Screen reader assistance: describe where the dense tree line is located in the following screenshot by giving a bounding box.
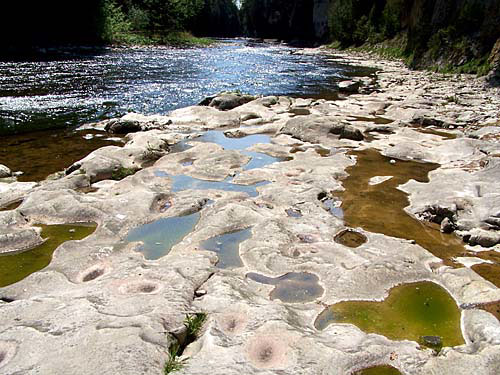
[103,0,240,39]
[240,0,316,40]
[0,0,240,55]
[327,0,499,71]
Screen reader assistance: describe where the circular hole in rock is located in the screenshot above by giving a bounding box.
[317,191,328,201]
[0,342,16,368]
[334,229,367,248]
[82,268,105,282]
[246,336,288,369]
[121,281,160,295]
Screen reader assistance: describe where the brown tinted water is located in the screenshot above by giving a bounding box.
[0,223,96,287]
[352,365,401,375]
[334,229,367,248]
[0,129,122,182]
[314,281,464,348]
[340,149,466,267]
[0,200,23,211]
[349,116,394,125]
[340,149,500,287]
[412,127,457,140]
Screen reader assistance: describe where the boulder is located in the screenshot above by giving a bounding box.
[289,106,311,116]
[329,124,364,141]
[466,228,500,248]
[208,93,256,111]
[0,164,11,178]
[105,119,142,134]
[487,38,500,87]
[338,80,362,94]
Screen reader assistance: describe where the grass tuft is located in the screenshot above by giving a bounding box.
[164,313,207,374]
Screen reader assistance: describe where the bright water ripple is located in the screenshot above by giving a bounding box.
[0,39,374,134]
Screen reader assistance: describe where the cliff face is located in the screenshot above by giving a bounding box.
[241,0,318,41]
[313,0,330,40]
[325,0,499,77]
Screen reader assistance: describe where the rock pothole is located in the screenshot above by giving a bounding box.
[0,342,17,368]
[246,335,289,369]
[334,229,367,248]
[247,272,324,303]
[79,265,109,283]
[119,280,161,295]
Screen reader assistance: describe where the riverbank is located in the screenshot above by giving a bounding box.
[1,49,500,374]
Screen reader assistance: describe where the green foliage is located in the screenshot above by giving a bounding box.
[184,313,207,341]
[328,0,356,46]
[102,0,132,43]
[111,167,137,180]
[99,0,239,44]
[164,343,186,374]
[381,0,403,38]
[163,313,207,374]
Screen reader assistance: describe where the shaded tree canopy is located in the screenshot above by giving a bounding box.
[0,0,241,54]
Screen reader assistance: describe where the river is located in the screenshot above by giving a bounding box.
[0,39,373,181]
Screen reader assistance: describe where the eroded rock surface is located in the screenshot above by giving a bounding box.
[1,49,500,375]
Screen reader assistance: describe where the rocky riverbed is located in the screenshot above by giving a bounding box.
[1,49,500,374]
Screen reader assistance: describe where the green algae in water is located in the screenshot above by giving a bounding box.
[0,223,96,287]
[125,212,200,260]
[201,228,252,269]
[352,365,401,375]
[314,282,464,347]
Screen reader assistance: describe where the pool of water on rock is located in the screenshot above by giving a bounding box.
[314,281,464,348]
[0,223,96,287]
[334,229,367,248]
[125,212,200,260]
[247,272,324,303]
[352,365,401,375]
[0,200,23,211]
[154,131,284,197]
[201,228,253,269]
[340,149,500,287]
[0,128,123,182]
[166,174,270,198]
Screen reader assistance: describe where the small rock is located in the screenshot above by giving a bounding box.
[338,80,362,94]
[209,93,255,111]
[105,119,142,134]
[195,289,207,297]
[467,229,500,247]
[0,164,12,178]
[289,107,310,116]
[420,335,442,350]
[440,217,455,233]
[329,124,364,141]
[390,159,396,164]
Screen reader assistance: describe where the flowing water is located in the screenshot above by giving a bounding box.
[0,40,372,136]
[1,41,364,180]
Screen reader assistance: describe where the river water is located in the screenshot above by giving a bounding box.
[0,39,372,135]
[0,39,373,181]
